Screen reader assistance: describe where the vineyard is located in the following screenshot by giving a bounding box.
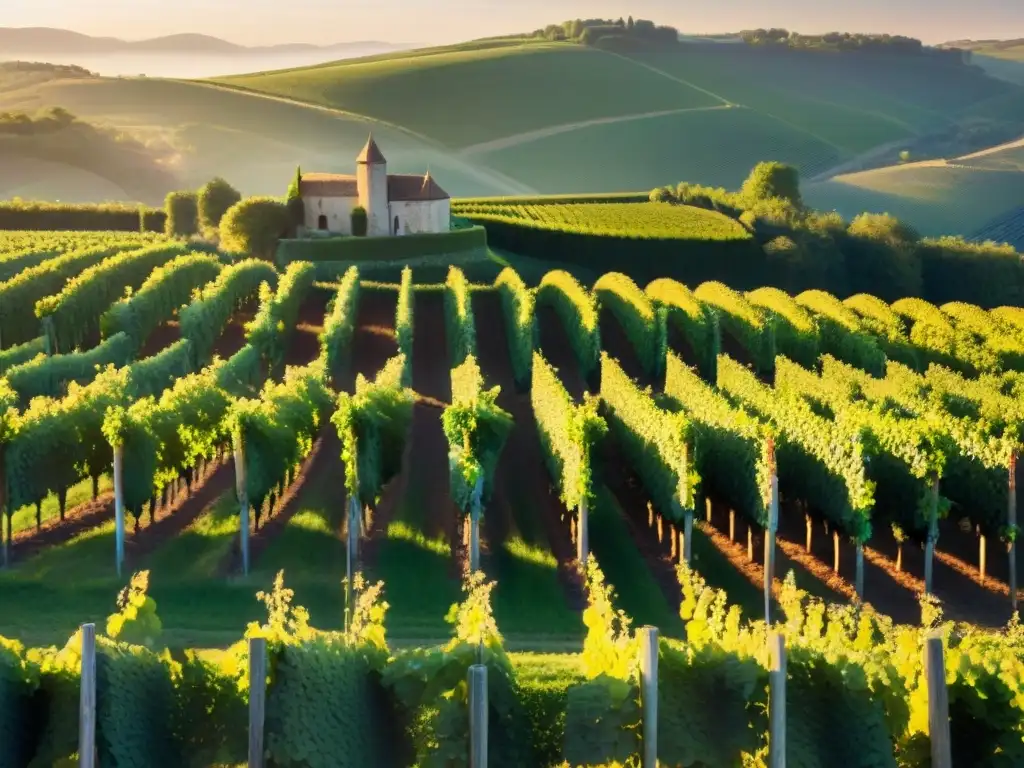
[2,229,1024,765]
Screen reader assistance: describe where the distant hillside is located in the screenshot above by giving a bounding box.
[2,33,1023,243]
[942,38,1024,61]
[0,27,409,55]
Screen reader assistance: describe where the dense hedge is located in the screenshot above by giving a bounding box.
[276,226,487,265]
[0,202,165,232]
[471,216,764,288]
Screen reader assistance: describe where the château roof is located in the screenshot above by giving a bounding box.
[356,135,386,164]
[299,173,357,197]
[387,172,449,201]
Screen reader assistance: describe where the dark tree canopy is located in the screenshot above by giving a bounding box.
[197,177,241,234]
[219,197,291,259]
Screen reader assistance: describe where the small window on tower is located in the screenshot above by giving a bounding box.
[318,215,328,230]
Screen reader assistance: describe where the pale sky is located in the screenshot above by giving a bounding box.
[4,0,1021,46]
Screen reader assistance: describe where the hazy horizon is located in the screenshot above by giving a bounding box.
[4,0,1024,47]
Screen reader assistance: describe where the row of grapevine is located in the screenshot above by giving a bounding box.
[100,253,223,348]
[593,272,665,381]
[796,289,887,376]
[444,266,476,368]
[395,267,414,386]
[694,282,775,375]
[0,243,141,348]
[35,242,200,353]
[320,266,361,385]
[645,278,719,382]
[494,267,534,390]
[599,352,696,538]
[535,270,600,380]
[0,338,45,378]
[0,247,58,283]
[178,259,278,367]
[246,261,316,373]
[529,351,606,563]
[4,332,135,405]
[745,286,820,368]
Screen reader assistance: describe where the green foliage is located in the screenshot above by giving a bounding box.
[663,350,772,527]
[444,266,476,368]
[565,559,641,765]
[530,351,607,510]
[215,344,264,398]
[717,354,875,540]
[178,258,278,366]
[746,286,820,368]
[441,355,513,510]
[890,297,970,373]
[164,190,199,238]
[536,269,601,379]
[494,267,535,389]
[695,281,776,375]
[0,635,39,768]
[0,247,58,283]
[230,362,333,517]
[795,289,887,376]
[100,252,222,348]
[600,352,697,521]
[219,197,291,258]
[320,267,361,384]
[0,202,165,233]
[106,571,163,647]
[35,241,193,353]
[246,261,316,373]
[332,354,413,503]
[594,271,666,380]
[351,206,368,237]
[4,332,134,405]
[740,160,803,207]
[277,226,487,266]
[197,177,241,235]
[646,277,720,382]
[0,241,148,348]
[396,267,414,387]
[843,293,920,369]
[942,300,1024,373]
[384,572,532,768]
[126,339,194,399]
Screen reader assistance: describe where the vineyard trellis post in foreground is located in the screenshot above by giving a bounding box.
[469,474,483,572]
[345,492,361,628]
[1010,453,1018,614]
[764,439,778,623]
[924,475,940,597]
[113,444,125,576]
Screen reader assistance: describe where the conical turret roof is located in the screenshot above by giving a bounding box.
[356,134,386,164]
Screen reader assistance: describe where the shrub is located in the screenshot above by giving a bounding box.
[740,161,802,208]
[164,191,199,238]
[351,206,368,237]
[197,177,241,235]
[219,197,291,259]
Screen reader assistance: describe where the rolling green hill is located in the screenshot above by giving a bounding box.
[2,36,1023,241]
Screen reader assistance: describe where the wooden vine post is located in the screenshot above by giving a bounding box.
[79,623,97,768]
[345,494,361,630]
[925,475,940,595]
[768,631,786,768]
[0,446,8,567]
[680,466,693,565]
[577,496,589,567]
[923,632,952,768]
[639,626,659,768]
[1010,452,1018,613]
[248,636,267,768]
[112,444,125,577]
[233,434,250,576]
[469,663,488,768]
[764,438,778,624]
[469,474,484,572]
[855,540,865,601]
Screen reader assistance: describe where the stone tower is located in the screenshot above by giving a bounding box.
[356,134,389,236]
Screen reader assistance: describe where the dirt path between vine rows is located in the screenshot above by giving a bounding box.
[283,288,331,369]
[536,304,588,399]
[350,287,399,387]
[473,291,585,609]
[598,306,653,390]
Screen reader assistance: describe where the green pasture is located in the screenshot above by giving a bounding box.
[476,107,840,193]
[805,160,1024,238]
[215,42,720,149]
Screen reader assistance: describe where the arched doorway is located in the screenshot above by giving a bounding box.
[394,215,400,235]
[317,214,328,230]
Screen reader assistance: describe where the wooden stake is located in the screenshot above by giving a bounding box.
[832,530,840,574]
[469,664,488,768]
[656,514,664,544]
[345,495,360,631]
[925,476,939,595]
[470,475,483,573]
[639,626,659,768]
[577,498,589,567]
[234,437,250,576]
[79,623,96,768]
[924,633,952,768]
[805,512,813,554]
[669,524,678,560]
[768,632,786,768]
[855,542,864,601]
[113,444,125,577]
[729,509,736,542]
[896,542,903,573]
[248,636,267,768]
[683,510,693,564]
[705,497,712,524]
[747,525,754,562]
[979,534,987,583]
[765,466,779,624]
[648,503,654,528]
